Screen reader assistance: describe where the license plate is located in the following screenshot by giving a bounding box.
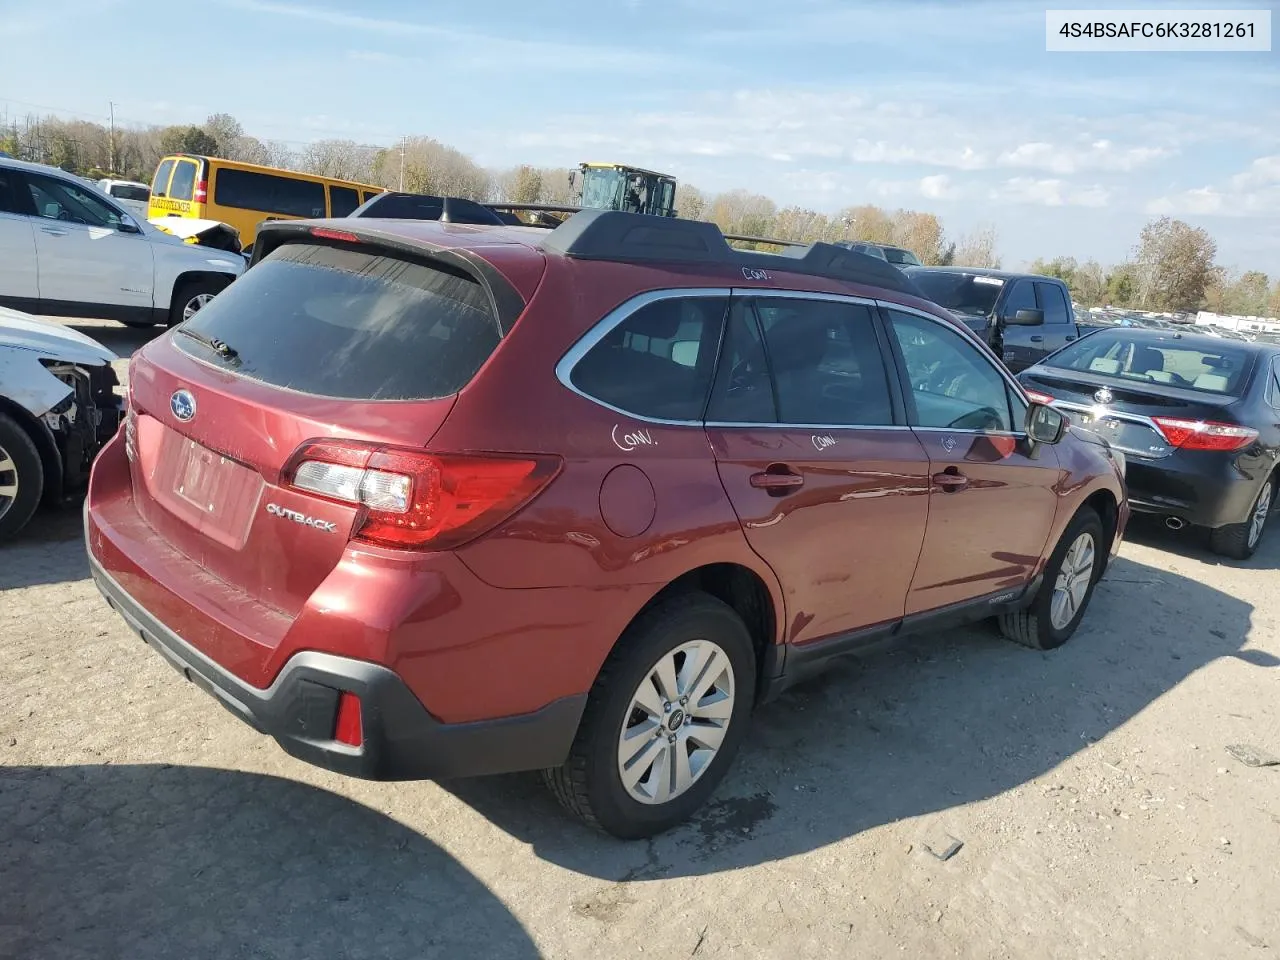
[174,438,226,513]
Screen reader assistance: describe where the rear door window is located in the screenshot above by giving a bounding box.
[168,160,198,202]
[175,242,502,400]
[214,169,326,218]
[753,298,894,425]
[151,159,175,198]
[329,185,360,217]
[569,297,728,421]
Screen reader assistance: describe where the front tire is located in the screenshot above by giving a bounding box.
[0,414,45,542]
[543,593,756,839]
[1000,507,1104,651]
[1209,477,1274,561]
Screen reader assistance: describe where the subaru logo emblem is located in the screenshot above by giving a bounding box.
[170,389,196,422]
[1093,387,1114,405]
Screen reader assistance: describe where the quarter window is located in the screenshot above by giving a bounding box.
[754,298,894,426]
[569,297,728,421]
[330,185,360,217]
[887,310,1014,432]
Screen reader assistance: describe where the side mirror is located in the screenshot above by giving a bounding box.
[118,216,142,234]
[1026,402,1067,444]
[1003,309,1044,330]
[1006,308,1045,326]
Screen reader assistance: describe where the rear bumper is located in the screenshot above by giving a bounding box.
[1125,454,1266,528]
[89,548,585,780]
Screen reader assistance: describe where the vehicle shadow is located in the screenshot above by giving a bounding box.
[1122,512,1280,571]
[0,495,89,589]
[0,764,541,960]
[441,551,1269,880]
[65,321,161,360]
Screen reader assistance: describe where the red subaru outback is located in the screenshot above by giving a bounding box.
[85,211,1128,838]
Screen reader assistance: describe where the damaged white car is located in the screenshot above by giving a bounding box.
[0,307,121,540]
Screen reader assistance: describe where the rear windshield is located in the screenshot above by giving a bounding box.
[109,184,150,202]
[359,194,445,220]
[1045,332,1255,395]
[910,271,1004,317]
[175,242,501,400]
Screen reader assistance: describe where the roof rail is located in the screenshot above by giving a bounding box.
[538,209,924,296]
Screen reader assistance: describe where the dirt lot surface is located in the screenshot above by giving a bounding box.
[3,320,1279,959]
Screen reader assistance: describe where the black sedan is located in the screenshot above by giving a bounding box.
[1017,328,1280,559]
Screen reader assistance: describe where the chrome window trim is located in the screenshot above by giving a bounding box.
[703,421,910,432]
[729,288,880,308]
[553,287,732,427]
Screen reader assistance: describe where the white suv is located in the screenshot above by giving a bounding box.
[0,158,244,328]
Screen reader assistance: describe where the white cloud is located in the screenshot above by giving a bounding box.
[997,139,1171,174]
[991,178,1110,208]
[869,174,960,201]
[1147,156,1280,218]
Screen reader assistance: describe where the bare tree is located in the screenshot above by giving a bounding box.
[674,183,706,220]
[952,225,1001,268]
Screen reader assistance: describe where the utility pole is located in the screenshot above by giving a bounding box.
[399,135,406,191]
[108,101,117,174]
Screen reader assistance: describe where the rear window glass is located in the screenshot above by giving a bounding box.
[329,185,360,217]
[169,160,198,202]
[359,194,445,220]
[151,159,175,198]
[109,184,150,202]
[175,242,501,401]
[1045,332,1255,395]
[214,169,326,218]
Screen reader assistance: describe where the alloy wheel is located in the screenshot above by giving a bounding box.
[616,639,736,805]
[0,445,17,520]
[1050,531,1096,631]
[182,293,216,322]
[1248,481,1273,549]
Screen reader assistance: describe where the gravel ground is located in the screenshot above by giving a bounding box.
[2,320,1278,959]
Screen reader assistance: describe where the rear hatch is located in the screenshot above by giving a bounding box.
[126,233,536,618]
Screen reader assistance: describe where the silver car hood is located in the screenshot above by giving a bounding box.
[0,306,117,365]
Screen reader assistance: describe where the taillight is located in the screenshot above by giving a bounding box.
[1023,389,1055,405]
[1152,417,1258,452]
[193,179,208,203]
[284,440,561,550]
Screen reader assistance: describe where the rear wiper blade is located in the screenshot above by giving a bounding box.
[177,327,239,361]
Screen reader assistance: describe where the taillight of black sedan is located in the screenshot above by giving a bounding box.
[1018,327,1280,560]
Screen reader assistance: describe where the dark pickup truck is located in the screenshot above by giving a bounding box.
[903,266,1098,372]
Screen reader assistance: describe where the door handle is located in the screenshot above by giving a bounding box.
[1030,335,1043,342]
[750,468,805,495]
[40,226,69,236]
[1065,335,1077,341]
[932,470,970,492]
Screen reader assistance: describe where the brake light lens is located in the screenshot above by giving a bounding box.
[284,440,561,549]
[193,179,208,203]
[1152,417,1258,452]
[1023,389,1055,405]
[311,226,362,243]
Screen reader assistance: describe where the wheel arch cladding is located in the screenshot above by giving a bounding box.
[626,563,777,701]
[171,271,232,306]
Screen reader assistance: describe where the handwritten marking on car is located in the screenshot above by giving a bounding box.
[812,434,837,452]
[941,435,958,453]
[266,502,338,533]
[741,267,771,282]
[612,424,656,453]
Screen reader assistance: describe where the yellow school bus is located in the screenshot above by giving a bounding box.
[147,155,385,250]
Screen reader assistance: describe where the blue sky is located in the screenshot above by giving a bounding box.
[2,0,1278,271]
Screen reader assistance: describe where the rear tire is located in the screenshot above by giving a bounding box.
[543,593,756,839]
[169,277,229,327]
[999,507,1104,651]
[1209,477,1274,561]
[0,414,45,542]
